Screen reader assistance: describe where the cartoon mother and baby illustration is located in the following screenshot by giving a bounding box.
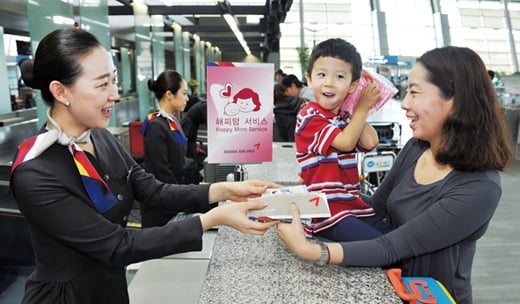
[215,83,262,116]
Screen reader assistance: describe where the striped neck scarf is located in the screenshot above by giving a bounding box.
[11,110,116,213]
[139,108,186,146]
[69,144,117,213]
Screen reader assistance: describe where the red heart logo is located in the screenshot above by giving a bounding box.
[220,83,232,98]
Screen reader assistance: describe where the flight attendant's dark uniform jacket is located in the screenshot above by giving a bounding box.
[142,114,189,227]
[10,128,211,304]
[143,114,187,185]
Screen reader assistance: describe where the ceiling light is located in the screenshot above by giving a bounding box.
[223,13,251,56]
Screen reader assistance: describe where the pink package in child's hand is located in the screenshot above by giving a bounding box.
[341,69,398,117]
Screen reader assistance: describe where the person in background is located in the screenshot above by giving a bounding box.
[277,45,512,304]
[274,68,286,84]
[18,58,36,109]
[293,38,387,241]
[181,98,208,182]
[141,70,196,227]
[184,78,201,112]
[487,69,495,81]
[188,78,200,96]
[10,27,281,304]
[281,74,315,102]
[273,83,304,142]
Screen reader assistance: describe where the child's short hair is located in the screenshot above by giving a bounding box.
[307,38,362,82]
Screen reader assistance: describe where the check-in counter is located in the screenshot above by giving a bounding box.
[0,109,39,213]
[113,93,139,126]
[198,226,401,304]
[0,110,40,301]
[0,109,38,165]
[0,109,39,216]
[107,126,130,153]
[0,119,35,301]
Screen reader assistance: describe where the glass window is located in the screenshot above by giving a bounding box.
[279,0,520,75]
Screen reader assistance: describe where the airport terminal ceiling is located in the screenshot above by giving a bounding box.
[1,0,520,68]
[0,0,293,62]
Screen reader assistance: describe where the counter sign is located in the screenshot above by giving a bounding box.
[206,62,273,163]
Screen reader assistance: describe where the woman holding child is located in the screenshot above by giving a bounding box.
[278,42,512,304]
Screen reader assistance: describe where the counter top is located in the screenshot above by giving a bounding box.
[198,226,401,304]
[0,116,24,127]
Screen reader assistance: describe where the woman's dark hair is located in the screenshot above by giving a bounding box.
[487,70,495,79]
[281,74,303,89]
[417,46,512,171]
[274,84,289,106]
[148,70,184,100]
[20,28,102,106]
[307,38,362,82]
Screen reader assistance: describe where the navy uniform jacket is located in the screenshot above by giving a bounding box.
[142,115,189,227]
[143,115,186,185]
[10,128,211,304]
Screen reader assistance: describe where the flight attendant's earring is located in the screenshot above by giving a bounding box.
[64,101,70,107]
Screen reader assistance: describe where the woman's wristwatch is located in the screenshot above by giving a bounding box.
[316,241,330,265]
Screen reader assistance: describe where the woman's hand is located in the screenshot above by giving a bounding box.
[277,203,344,263]
[277,203,319,260]
[199,201,278,235]
[208,180,283,203]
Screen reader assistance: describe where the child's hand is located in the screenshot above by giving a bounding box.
[356,83,381,113]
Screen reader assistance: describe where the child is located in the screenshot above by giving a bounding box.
[295,38,391,241]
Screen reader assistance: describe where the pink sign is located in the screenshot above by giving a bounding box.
[207,62,274,164]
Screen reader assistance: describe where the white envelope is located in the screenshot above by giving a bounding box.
[248,191,330,220]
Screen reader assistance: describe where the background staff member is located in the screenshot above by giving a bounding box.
[141,70,196,227]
